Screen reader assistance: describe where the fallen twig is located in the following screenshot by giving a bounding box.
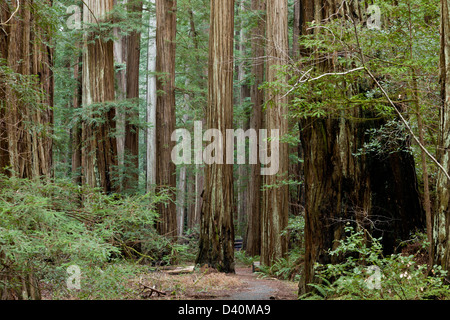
[139,282,166,297]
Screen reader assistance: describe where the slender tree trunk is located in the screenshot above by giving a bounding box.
[435,0,450,270]
[245,0,265,257]
[177,166,187,238]
[114,0,127,190]
[196,0,235,273]
[237,0,250,240]
[187,170,197,230]
[407,3,433,269]
[289,0,303,217]
[124,0,143,193]
[72,51,82,186]
[146,0,157,193]
[260,0,289,267]
[155,0,177,238]
[177,73,192,238]
[187,5,203,232]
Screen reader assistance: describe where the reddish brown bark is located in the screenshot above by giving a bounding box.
[155,0,177,238]
[81,0,118,193]
[196,0,235,273]
[124,0,143,193]
[0,0,53,179]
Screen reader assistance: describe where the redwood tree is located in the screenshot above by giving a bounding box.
[124,0,143,193]
[81,0,118,193]
[0,0,53,180]
[155,0,177,238]
[196,0,235,273]
[0,0,54,300]
[260,0,289,266]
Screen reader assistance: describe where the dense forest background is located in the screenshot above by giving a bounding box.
[1,0,450,300]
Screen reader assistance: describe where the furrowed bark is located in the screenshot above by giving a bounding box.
[196,0,235,273]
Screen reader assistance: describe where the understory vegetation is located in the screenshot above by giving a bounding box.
[0,175,196,299]
[1,174,449,300]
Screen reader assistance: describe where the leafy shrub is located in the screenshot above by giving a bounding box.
[256,250,302,282]
[301,226,450,300]
[0,175,177,299]
[234,250,258,266]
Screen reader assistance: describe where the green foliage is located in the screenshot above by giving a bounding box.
[254,215,304,282]
[0,175,185,299]
[301,226,450,300]
[353,119,413,159]
[234,250,258,266]
[256,251,302,282]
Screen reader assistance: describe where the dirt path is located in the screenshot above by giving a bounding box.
[134,265,299,300]
[213,267,298,300]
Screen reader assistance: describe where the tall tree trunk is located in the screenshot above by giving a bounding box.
[71,50,82,186]
[146,0,157,193]
[187,5,203,232]
[155,0,177,238]
[124,0,143,193]
[245,0,265,257]
[435,0,450,270]
[82,0,118,193]
[0,0,53,180]
[196,0,235,273]
[177,166,187,238]
[237,0,250,241]
[260,0,289,266]
[406,2,433,269]
[0,0,54,300]
[289,0,303,217]
[187,170,197,230]
[114,0,127,191]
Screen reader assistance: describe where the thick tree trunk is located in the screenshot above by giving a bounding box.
[82,0,118,193]
[155,0,177,238]
[245,0,265,257]
[196,0,235,273]
[0,0,53,299]
[0,0,53,179]
[298,0,424,294]
[260,0,289,266]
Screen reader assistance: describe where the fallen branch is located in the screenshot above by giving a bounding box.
[139,282,166,297]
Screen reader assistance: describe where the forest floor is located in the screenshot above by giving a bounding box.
[135,265,299,300]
